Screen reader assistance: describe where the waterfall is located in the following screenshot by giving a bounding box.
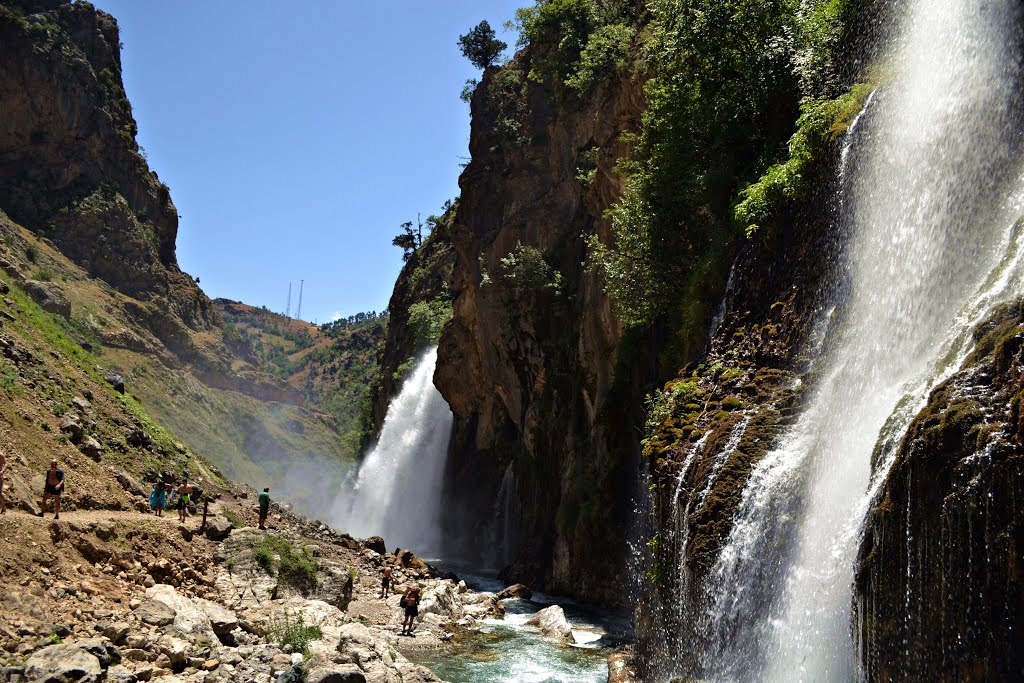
[697,0,1024,680]
[333,348,453,557]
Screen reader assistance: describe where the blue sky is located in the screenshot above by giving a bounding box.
[90,1,525,324]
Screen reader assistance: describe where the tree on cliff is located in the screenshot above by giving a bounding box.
[458,20,507,69]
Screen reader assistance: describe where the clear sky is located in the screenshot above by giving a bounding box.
[89,1,525,324]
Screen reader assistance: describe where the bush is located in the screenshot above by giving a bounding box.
[492,242,563,294]
[266,610,322,656]
[251,536,319,591]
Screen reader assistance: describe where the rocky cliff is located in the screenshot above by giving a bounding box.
[855,298,1024,681]
[431,36,648,603]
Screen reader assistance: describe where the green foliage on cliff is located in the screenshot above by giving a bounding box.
[512,0,635,94]
[735,81,874,239]
[587,0,859,358]
[485,241,564,295]
[458,20,507,69]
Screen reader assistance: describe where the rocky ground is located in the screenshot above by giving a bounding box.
[0,481,513,683]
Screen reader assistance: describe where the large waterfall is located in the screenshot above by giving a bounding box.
[333,348,453,557]
[687,0,1024,680]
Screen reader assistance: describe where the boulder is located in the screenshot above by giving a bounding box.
[115,471,148,498]
[417,580,463,622]
[312,560,354,611]
[362,536,386,555]
[204,516,232,542]
[72,396,92,411]
[306,667,367,683]
[145,584,216,640]
[75,637,122,667]
[525,605,575,643]
[277,662,304,683]
[194,598,238,635]
[59,414,84,443]
[24,643,102,682]
[79,435,103,460]
[106,664,139,683]
[104,372,126,394]
[134,598,176,627]
[94,521,116,541]
[24,280,71,319]
[495,583,532,600]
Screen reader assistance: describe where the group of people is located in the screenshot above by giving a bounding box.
[149,479,194,522]
[381,565,421,636]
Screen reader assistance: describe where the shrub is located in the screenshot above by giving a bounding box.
[492,242,564,294]
[266,610,322,656]
[251,536,319,591]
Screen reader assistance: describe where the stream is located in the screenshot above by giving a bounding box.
[409,565,628,683]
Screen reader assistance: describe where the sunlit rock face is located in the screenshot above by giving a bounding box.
[432,47,646,604]
[0,0,212,329]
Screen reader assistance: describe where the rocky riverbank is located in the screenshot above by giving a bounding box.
[0,483,515,683]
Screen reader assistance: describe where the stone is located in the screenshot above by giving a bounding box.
[105,372,126,394]
[79,435,103,461]
[24,644,102,682]
[114,471,148,498]
[193,598,238,635]
[362,536,386,555]
[80,580,101,595]
[204,517,232,542]
[306,667,367,683]
[106,664,139,683]
[417,580,463,622]
[94,521,117,541]
[72,396,92,411]
[202,659,220,671]
[146,584,216,640]
[495,583,532,600]
[525,605,575,643]
[59,414,84,443]
[178,525,193,542]
[103,621,131,644]
[23,280,71,320]
[75,637,123,667]
[134,598,176,626]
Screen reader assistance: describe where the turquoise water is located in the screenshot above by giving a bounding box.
[410,566,625,683]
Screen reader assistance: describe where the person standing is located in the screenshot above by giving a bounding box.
[258,487,271,530]
[41,459,64,519]
[175,479,192,523]
[381,566,393,598]
[400,586,421,636]
[0,448,8,514]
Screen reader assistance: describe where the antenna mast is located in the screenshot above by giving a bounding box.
[296,280,304,321]
[285,282,292,319]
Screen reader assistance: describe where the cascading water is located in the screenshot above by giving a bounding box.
[332,348,453,556]
[692,0,1024,680]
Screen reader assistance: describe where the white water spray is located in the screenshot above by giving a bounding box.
[334,348,453,556]
[701,0,1024,680]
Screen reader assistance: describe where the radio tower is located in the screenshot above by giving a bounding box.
[296,280,304,321]
[285,282,292,319]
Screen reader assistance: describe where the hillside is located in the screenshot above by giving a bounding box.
[0,0,370,516]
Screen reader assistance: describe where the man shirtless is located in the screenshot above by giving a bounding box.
[175,479,193,523]
[0,449,8,514]
[41,459,64,519]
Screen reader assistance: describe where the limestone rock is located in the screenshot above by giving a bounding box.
[417,580,463,622]
[24,280,71,320]
[134,598,176,627]
[306,667,367,683]
[115,470,148,498]
[525,605,575,643]
[193,598,238,635]
[59,414,84,444]
[362,536,386,555]
[145,584,216,640]
[94,521,116,541]
[204,516,232,542]
[495,583,532,600]
[106,664,139,683]
[79,435,103,460]
[75,637,122,667]
[104,372,126,394]
[24,643,102,682]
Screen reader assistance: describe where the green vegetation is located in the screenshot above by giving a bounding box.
[485,241,564,295]
[511,0,634,92]
[735,81,874,240]
[251,535,319,591]
[223,509,244,528]
[266,609,322,656]
[458,20,507,69]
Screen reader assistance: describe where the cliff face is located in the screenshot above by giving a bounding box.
[432,53,647,603]
[0,0,211,333]
[854,299,1024,681]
